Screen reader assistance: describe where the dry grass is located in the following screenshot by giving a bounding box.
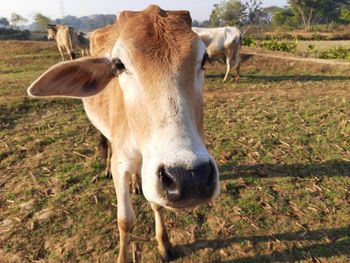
[1,41,349,262]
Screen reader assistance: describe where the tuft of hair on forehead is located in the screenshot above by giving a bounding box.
[115,5,196,78]
[117,5,192,28]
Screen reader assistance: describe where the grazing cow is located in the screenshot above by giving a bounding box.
[192,26,242,82]
[76,31,90,57]
[29,5,220,262]
[47,24,90,60]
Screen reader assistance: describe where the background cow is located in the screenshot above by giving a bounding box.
[76,31,90,56]
[192,26,242,82]
[47,24,90,60]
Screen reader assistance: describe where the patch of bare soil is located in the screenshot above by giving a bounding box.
[205,83,350,101]
[243,46,350,65]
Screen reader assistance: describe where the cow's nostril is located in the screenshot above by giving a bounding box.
[159,161,217,203]
[158,166,181,201]
[206,161,216,189]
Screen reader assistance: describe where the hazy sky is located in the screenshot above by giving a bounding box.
[0,0,287,22]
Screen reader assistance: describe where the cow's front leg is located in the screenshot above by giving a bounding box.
[131,173,142,195]
[223,54,233,83]
[57,45,65,61]
[105,143,112,178]
[151,203,174,261]
[111,155,135,263]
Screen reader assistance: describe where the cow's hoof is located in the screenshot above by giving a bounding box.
[131,187,141,195]
[160,247,176,262]
[131,174,142,195]
[132,184,142,195]
[105,171,112,179]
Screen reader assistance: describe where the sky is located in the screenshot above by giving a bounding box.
[0,0,287,22]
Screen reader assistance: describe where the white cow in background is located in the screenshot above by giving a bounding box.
[192,26,242,82]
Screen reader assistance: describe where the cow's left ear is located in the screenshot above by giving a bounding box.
[28,57,118,98]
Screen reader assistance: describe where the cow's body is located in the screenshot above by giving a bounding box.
[47,24,90,60]
[29,6,220,263]
[76,31,90,57]
[192,26,242,82]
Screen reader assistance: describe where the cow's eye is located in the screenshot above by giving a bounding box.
[111,58,126,75]
[201,52,209,70]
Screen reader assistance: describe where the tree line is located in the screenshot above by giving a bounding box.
[0,13,116,32]
[1,1,350,33]
[194,0,350,31]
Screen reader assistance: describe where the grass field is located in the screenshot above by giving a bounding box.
[297,40,350,52]
[0,41,349,263]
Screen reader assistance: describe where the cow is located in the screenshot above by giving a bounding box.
[192,26,242,82]
[47,24,90,60]
[76,31,90,57]
[28,5,220,263]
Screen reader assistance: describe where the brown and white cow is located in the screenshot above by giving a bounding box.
[47,24,90,60]
[29,5,219,262]
[192,26,242,82]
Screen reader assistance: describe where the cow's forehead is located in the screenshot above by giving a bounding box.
[117,5,192,30]
[115,5,198,72]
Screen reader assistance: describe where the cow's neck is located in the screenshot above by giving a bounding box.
[82,78,128,142]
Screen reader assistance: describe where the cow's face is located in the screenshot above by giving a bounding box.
[111,6,219,208]
[47,25,57,40]
[28,6,220,210]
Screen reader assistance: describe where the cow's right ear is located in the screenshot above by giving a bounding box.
[28,57,118,98]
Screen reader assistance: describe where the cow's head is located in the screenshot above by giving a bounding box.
[47,24,58,40]
[28,5,220,209]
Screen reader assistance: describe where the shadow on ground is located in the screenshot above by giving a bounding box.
[0,98,80,130]
[173,226,350,262]
[219,160,350,180]
[206,73,350,82]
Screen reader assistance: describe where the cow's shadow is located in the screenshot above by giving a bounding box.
[205,53,350,83]
[206,73,350,82]
[170,159,350,261]
[244,74,350,82]
[173,226,350,262]
[220,159,350,180]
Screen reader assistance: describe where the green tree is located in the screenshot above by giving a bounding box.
[209,0,246,26]
[312,0,349,24]
[10,13,27,28]
[261,6,281,24]
[0,17,9,27]
[244,0,263,24]
[288,0,318,31]
[340,7,350,23]
[272,7,298,28]
[209,4,224,26]
[34,13,51,31]
[223,0,247,25]
[288,0,349,30]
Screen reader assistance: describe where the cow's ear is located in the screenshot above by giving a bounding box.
[28,57,118,98]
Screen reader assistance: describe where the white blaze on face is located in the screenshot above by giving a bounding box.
[112,39,219,207]
[112,40,144,106]
[47,29,55,40]
[195,39,206,96]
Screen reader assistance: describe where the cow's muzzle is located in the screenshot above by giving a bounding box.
[158,161,217,205]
